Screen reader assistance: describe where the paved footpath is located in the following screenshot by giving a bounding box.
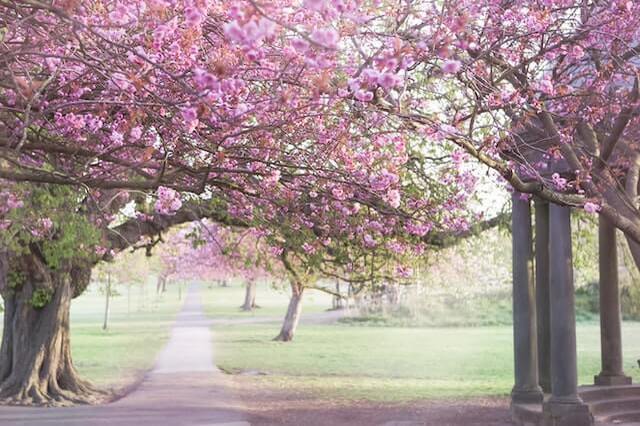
[0,284,251,426]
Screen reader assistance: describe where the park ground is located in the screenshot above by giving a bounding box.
[0,279,632,425]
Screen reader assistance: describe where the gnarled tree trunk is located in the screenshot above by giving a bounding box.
[274,281,304,342]
[241,279,257,311]
[0,254,103,406]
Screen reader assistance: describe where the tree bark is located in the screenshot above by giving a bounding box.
[102,273,111,331]
[0,254,103,406]
[274,282,304,342]
[241,280,257,311]
[156,273,168,294]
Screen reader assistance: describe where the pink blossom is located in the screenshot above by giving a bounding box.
[310,28,339,49]
[537,78,555,96]
[39,217,53,231]
[377,72,401,90]
[291,38,310,53]
[396,265,412,278]
[551,173,567,190]
[30,217,54,238]
[110,131,124,146]
[304,0,327,12]
[181,106,199,133]
[354,89,373,102]
[130,126,143,141]
[223,21,245,44]
[442,60,462,74]
[331,186,346,200]
[384,189,401,208]
[518,192,532,201]
[155,186,182,215]
[363,234,377,248]
[184,7,204,27]
[0,191,23,212]
[194,68,219,89]
[404,221,432,237]
[584,202,600,214]
[269,245,284,256]
[569,45,584,59]
[302,242,316,254]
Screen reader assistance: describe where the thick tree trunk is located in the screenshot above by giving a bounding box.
[241,280,257,311]
[0,255,103,406]
[274,282,304,342]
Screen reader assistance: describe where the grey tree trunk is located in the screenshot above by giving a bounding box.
[156,273,168,294]
[274,282,304,342]
[332,281,344,309]
[0,254,102,406]
[102,273,111,331]
[241,280,257,311]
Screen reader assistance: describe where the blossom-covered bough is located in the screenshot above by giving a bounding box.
[158,221,277,311]
[340,1,640,244]
[0,0,496,406]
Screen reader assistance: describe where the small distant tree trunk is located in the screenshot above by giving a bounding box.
[139,283,146,311]
[102,273,111,331]
[178,283,182,301]
[333,281,344,309]
[127,284,131,316]
[241,280,257,311]
[274,281,304,342]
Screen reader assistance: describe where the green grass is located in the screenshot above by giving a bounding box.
[214,321,640,402]
[200,281,334,319]
[69,281,184,387]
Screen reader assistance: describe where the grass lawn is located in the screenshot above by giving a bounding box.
[0,280,184,390]
[69,281,184,387]
[214,321,640,402]
[199,280,334,319]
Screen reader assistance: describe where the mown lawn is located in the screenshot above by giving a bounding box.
[214,321,640,402]
[67,281,183,388]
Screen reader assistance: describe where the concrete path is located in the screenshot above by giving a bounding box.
[0,284,250,426]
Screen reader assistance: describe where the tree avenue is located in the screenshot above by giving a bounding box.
[6,0,634,409]
[0,0,477,405]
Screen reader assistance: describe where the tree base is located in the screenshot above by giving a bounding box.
[240,304,260,312]
[272,332,293,342]
[0,257,110,407]
[0,375,109,407]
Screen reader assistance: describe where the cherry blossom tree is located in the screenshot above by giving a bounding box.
[0,183,239,405]
[159,221,277,310]
[0,0,493,404]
